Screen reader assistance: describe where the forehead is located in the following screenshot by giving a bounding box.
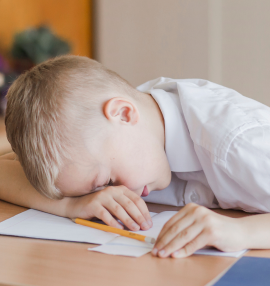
[56,154,99,196]
[56,123,115,196]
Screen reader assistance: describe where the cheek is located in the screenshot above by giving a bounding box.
[116,164,151,191]
[156,161,172,190]
[113,147,167,190]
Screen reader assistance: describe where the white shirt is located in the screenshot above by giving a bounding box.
[137,77,270,213]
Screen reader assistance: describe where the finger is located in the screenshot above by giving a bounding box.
[154,211,196,250]
[156,204,196,240]
[104,199,140,231]
[171,230,210,258]
[122,189,153,227]
[157,222,204,258]
[114,195,151,230]
[95,206,124,229]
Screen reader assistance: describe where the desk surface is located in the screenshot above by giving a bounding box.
[0,201,269,286]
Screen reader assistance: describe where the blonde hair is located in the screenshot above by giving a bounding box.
[5,55,137,199]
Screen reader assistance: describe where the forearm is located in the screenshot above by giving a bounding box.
[240,213,270,249]
[0,153,71,217]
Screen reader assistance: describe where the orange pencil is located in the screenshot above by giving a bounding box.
[72,218,155,244]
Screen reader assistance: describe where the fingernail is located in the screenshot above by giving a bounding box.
[152,248,158,256]
[131,223,139,230]
[172,251,179,258]
[116,224,123,229]
[147,220,153,227]
[173,249,184,258]
[141,221,149,229]
[158,250,166,257]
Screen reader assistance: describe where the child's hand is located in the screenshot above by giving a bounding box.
[152,203,246,258]
[66,185,153,231]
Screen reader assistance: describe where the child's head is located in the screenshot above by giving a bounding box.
[5,55,171,200]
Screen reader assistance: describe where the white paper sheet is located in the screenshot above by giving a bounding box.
[0,209,118,244]
[0,209,247,258]
[89,243,246,258]
[195,247,246,257]
[90,244,152,257]
[89,211,247,257]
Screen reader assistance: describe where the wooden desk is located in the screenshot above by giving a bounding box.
[0,201,269,286]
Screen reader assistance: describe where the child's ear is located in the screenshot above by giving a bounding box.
[103,97,139,125]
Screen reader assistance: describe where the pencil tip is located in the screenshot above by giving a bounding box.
[145,237,156,244]
[151,238,156,244]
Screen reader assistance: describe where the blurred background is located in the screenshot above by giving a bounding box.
[0,0,270,155]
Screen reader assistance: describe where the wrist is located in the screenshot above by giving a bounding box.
[62,196,78,218]
[237,214,270,249]
[234,217,251,250]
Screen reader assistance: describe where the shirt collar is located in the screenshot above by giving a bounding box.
[137,77,202,172]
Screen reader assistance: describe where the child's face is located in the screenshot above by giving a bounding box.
[57,127,171,198]
[56,96,172,198]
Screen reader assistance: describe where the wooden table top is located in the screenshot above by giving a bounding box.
[0,201,269,286]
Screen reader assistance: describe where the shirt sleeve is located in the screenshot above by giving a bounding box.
[176,171,219,208]
[223,124,270,212]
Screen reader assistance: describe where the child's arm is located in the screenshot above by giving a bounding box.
[0,152,70,216]
[152,203,270,258]
[0,152,152,231]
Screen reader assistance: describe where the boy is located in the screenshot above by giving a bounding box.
[1,55,270,259]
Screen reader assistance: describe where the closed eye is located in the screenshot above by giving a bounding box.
[107,178,114,186]
[91,178,114,193]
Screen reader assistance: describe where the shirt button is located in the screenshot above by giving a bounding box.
[190,191,199,203]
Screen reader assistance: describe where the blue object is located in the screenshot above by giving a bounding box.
[214,256,270,286]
